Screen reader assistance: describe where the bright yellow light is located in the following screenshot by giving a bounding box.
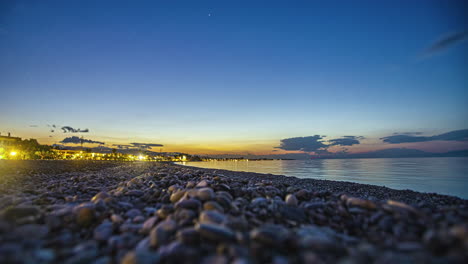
[138,155,144,160]
[10,151,17,156]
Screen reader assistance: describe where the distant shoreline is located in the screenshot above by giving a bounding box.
[187,155,468,161]
[175,162,467,202]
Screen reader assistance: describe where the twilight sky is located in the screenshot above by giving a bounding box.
[1,0,467,155]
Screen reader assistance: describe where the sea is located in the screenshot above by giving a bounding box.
[179,157,468,199]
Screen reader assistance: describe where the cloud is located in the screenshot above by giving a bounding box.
[276,135,327,152]
[381,129,468,144]
[61,126,89,133]
[328,137,360,146]
[113,144,133,149]
[111,143,164,150]
[60,136,104,145]
[393,132,423,136]
[343,135,365,139]
[276,135,363,153]
[130,143,164,149]
[422,31,468,57]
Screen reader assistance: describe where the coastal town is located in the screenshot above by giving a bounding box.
[0,133,197,162]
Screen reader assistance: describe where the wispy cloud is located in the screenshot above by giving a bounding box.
[130,143,164,149]
[113,144,133,149]
[328,136,364,146]
[421,31,468,57]
[112,143,164,150]
[60,136,104,145]
[393,132,423,136]
[61,126,89,133]
[381,129,468,144]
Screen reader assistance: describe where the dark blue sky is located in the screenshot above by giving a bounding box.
[1,0,467,154]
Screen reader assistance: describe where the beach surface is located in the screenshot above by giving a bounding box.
[0,160,467,263]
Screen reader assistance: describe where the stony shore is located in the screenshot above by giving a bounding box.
[0,160,467,264]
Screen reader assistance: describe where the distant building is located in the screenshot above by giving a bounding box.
[0,134,22,145]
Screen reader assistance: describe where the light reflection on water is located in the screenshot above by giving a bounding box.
[179,157,468,199]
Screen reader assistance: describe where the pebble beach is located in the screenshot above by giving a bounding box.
[0,160,467,264]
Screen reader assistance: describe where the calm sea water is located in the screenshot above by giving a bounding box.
[179,157,468,199]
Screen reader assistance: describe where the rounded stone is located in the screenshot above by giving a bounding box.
[111,214,124,224]
[176,199,201,210]
[199,210,226,225]
[285,194,298,207]
[346,197,377,210]
[156,205,174,219]
[176,227,200,245]
[195,223,235,242]
[203,201,224,213]
[173,208,197,226]
[94,222,113,241]
[196,188,215,201]
[141,216,158,234]
[91,192,110,203]
[121,250,160,264]
[1,206,40,221]
[250,225,291,248]
[196,180,209,188]
[170,190,186,203]
[150,220,177,248]
[125,209,142,219]
[76,207,95,227]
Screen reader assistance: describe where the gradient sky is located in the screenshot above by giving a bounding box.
[1,0,467,155]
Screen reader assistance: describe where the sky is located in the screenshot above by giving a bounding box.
[1,0,467,155]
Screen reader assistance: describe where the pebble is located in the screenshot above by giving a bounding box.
[196,180,209,188]
[176,227,200,245]
[296,226,338,251]
[285,194,298,206]
[94,222,113,241]
[195,223,236,242]
[199,210,226,225]
[345,197,377,210]
[1,205,40,221]
[173,208,197,226]
[196,188,215,201]
[170,190,186,203]
[75,204,96,227]
[386,200,419,214]
[125,208,142,219]
[15,224,49,239]
[111,214,124,224]
[176,199,201,210]
[203,201,224,212]
[250,224,290,248]
[91,192,110,203]
[121,250,160,264]
[150,219,177,248]
[141,216,158,234]
[201,255,228,264]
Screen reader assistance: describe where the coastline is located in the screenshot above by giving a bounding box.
[0,160,467,263]
[178,158,468,199]
[175,163,468,204]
